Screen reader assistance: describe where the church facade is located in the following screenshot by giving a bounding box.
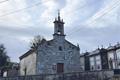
[19,13,81,75]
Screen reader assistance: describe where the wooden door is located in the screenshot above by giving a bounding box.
[57,63,64,73]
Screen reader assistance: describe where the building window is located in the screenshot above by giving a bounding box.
[116,49,120,69]
[47,42,50,45]
[90,57,95,71]
[97,65,100,69]
[24,67,27,75]
[72,47,74,49]
[59,46,62,51]
[109,58,113,69]
[52,64,56,70]
[57,30,60,34]
[118,62,120,67]
[91,66,94,70]
[95,55,101,70]
[108,52,115,69]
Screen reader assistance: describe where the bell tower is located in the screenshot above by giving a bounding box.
[53,11,65,39]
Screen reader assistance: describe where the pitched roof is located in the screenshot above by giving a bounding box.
[65,40,80,49]
[19,39,49,60]
[19,49,35,60]
[89,48,100,56]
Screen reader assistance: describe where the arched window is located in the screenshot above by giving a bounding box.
[57,30,61,34]
[59,46,62,51]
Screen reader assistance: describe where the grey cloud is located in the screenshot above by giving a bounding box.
[66,24,120,52]
[0,24,53,38]
[0,36,29,62]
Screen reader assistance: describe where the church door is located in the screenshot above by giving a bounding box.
[57,63,64,73]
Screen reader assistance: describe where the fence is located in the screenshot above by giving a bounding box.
[0,70,114,80]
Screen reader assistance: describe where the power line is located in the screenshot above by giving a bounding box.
[0,0,96,18]
[0,0,98,23]
[0,0,97,28]
[0,0,119,38]
[0,0,8,4]
[62,0,97,17]
[0,0,52,17]
[67,0,120,37]
[88,0,120,25]
[64,0,102,34]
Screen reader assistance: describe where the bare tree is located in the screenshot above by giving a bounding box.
[30,35,46,49]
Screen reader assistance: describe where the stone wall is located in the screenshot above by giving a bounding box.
[36,39,81,74]
[0,70,114,80]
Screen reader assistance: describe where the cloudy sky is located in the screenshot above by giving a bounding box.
[0,0,120,62]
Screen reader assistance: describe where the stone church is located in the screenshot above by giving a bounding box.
[19,12,81,75]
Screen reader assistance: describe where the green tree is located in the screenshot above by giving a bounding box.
[0,44,9,67]
[30,35,46,49]
[0,44,10,76]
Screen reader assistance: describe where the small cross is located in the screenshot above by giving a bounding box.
[58,9,60,17]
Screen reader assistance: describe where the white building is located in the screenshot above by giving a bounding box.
[107,43,120,69]
[89,49,102,71]
[80,43,120,71]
